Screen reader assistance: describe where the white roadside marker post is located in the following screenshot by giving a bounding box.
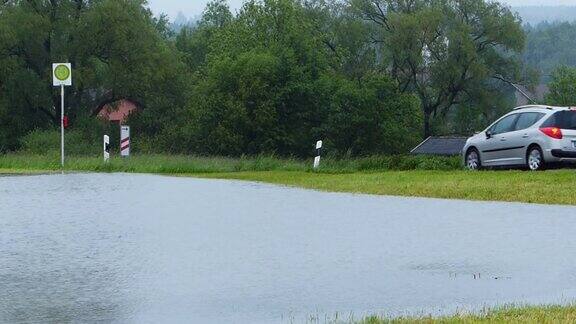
[52,63,72,169]
[313,140,323,169]
[104,135,110,163]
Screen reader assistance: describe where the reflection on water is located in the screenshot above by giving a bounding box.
[1,173,576,323]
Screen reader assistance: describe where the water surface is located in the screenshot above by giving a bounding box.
[1,173,576,323]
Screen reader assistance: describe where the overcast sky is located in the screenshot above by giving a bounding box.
[147,0,576,19]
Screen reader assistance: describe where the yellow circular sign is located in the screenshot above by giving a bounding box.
[54,64,71,81]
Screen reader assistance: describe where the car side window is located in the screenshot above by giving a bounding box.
[514,112,545,131]
[491,114,519,135]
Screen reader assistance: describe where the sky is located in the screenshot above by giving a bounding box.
[147,0,576,19]
[147,0,243,19]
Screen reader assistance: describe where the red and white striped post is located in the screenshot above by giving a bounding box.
[120,126,130,157]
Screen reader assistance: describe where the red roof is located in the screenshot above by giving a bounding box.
[97,99,139,123]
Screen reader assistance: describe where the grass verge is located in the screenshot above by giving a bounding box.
[198,170,576,205]
[1,154,575,205]
[360,305,576,323]
[0,153,462,173]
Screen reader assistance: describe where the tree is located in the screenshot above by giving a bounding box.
[315,74,422,155]
[174,0,422,156]
[0,0,84,150]
[351,0,526,137]
[180,0,331,156]
[304,0,379,81]
[546,66,576,106]
[175,0,233,73]
[0,0,187,151]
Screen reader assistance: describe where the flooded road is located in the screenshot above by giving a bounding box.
[1,173,576,323]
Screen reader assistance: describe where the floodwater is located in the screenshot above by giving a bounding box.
[1,173,576,323]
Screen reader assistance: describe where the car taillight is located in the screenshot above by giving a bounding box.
[540,127,563,139]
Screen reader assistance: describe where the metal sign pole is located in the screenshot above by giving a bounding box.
[52,63,72,170]
[61,84,65,168]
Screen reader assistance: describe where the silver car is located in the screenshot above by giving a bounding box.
[463,105,576,170]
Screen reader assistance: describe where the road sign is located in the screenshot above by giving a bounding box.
[121,126,130,157]
[52,63,72,86]
[52,63,72,169]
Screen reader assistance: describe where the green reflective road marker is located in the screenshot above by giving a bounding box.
[54,65,71,82]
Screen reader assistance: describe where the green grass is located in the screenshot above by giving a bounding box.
[1,153,575,205]
[360,305,576,323]
[198,169,576,205]
[0,153,462,174]
[0,154,309,174]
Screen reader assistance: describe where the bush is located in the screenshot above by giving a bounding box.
[19,129,60,155]
[20,129,100,156]
[19,116,121,156]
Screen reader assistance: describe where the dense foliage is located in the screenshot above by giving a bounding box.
[0,0,530,157]
[546,66,576,106]
[351,0,525,137]
[524,22,576,83]
[0,0,187,152]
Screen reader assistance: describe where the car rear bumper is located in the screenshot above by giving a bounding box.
[551,149,576,158]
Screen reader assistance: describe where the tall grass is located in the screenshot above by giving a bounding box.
[319,154,462,173]
[0,153,463,174]
[360,304,576,323]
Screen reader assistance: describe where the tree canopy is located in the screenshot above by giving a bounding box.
[0,0,186,151]
[351,0,526,137]
[0,0,536,156]
[546,66,576,106]
[524,22,576,83]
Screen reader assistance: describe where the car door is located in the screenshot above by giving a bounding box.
[482,114,519,165]
[504,112,547,165]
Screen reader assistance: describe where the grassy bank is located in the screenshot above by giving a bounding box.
[199,170,576,205]
[1,154,575,205]
[360,305,576,323]
[0,153,461,174]
[0,154,308,174]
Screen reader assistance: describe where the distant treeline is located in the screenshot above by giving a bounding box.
[171,6,576,32]
[0,0,533,156]
[515,6,576,25]
[524,21,576,83]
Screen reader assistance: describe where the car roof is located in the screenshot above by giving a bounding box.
[513,105,573,111]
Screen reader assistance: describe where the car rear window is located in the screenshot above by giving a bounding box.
[541,111,576,130]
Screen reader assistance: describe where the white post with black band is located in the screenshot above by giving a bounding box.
[313,140,323,169]
[104,135,110,163]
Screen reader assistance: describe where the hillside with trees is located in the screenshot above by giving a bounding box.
[0,0,529,156]
[524,21,576,83]
[514,6,576,25]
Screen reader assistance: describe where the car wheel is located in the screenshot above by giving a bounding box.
[527,146,545,171]
[466,149,481,171]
